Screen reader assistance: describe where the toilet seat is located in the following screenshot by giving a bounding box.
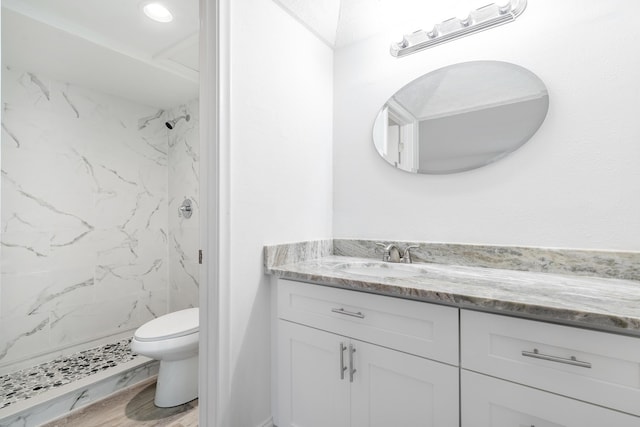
[134,307,199,342]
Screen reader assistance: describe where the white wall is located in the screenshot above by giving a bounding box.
[333,0,640,251]
[228,0,333,425]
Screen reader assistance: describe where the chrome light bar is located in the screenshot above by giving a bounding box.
[390,0,527,58]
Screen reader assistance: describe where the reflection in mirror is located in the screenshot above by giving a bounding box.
[372,61,549,174]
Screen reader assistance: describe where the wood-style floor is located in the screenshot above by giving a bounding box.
[42,378,198,427]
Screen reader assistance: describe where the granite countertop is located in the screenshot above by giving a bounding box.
[266,255,640,336]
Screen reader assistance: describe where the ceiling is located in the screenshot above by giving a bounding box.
[2,0,199,109]
[2,0,513,107]
[273,0,498,48]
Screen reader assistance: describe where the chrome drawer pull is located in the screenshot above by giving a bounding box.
[331,308,365,319]
[339,342,347,380]
[521,348,592,369]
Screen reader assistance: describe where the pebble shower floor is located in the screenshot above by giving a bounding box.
[0,339,137,409]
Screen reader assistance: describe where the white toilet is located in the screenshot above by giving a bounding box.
[131,307,199,407]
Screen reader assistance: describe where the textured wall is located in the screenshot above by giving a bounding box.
[0,66,171,372]
[333,0,640,251]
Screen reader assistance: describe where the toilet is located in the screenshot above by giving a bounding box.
[131,307,199,407]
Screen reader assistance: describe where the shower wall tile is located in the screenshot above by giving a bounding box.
[0,66,173,371]
[0,312,51,364]
[48,297,147,347]
[15,270,95,318]
[167,100,200,312]
[93,262,167,302]
[0,272,54,319]
[0,231,52,274]
[168,248,199,313]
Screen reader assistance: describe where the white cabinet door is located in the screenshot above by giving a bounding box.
[461,370,640,427]
[278,320,350,427]
[350,339,459,427]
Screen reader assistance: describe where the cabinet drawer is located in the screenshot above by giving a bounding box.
[278,279,459,365]
[461,310,640,416]
[461,370,640,427]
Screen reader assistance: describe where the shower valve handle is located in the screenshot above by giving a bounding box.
[179,199,193,219]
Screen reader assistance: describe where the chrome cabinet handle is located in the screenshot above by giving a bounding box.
[522,348,592,369]
[339,342,347,380]
[349,344,357,383]
[331,308,365,319]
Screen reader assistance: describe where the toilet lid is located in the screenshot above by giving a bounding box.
[134,308,199,342]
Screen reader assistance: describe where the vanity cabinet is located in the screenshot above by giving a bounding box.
[276,280,459,427]
[460,310,640,425]
[274,278,640,426]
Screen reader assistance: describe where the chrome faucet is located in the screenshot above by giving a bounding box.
[376,243,402,262]
[401,245,419,264]
[375,243,420,263]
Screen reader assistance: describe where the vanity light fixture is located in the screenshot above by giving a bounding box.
[143,3,174,23]
[390,0,527,57]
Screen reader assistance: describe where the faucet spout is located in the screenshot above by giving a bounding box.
[400,245,420,263]
[375,242,402,262]
[385,244,402,262]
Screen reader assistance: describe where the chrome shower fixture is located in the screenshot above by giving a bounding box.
[390,0,527,57]
[178,198,193,219]
[165,114,191,129]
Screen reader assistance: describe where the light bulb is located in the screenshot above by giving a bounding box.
[143,3,173,23]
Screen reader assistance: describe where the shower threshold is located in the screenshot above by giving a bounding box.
[0,339,158,427]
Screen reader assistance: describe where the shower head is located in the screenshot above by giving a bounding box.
[165,114,191,130]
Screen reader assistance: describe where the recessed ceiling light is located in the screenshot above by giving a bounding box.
[143,3,173,23]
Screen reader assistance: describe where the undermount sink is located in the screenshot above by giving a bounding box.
[334,261,424,278]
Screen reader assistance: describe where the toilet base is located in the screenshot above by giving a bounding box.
[154,355,198,407]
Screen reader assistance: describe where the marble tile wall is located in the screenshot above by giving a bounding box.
[0,66,185,372]
[167,100,200,312]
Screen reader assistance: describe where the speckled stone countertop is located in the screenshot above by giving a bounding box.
[266,254,640,337]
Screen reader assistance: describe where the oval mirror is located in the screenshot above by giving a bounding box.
[372,61,549,174]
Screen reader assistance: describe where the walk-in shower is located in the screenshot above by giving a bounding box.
[0,1,200,424]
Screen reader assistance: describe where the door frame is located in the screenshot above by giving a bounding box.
[199,0,230,425]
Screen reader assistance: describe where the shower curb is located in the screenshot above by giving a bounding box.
[0,357,158,427]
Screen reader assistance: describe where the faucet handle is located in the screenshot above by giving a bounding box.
[375,242,390,261]
[401,245,420,263]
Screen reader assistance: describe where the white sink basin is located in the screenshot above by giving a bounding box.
[334,262,424,278]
